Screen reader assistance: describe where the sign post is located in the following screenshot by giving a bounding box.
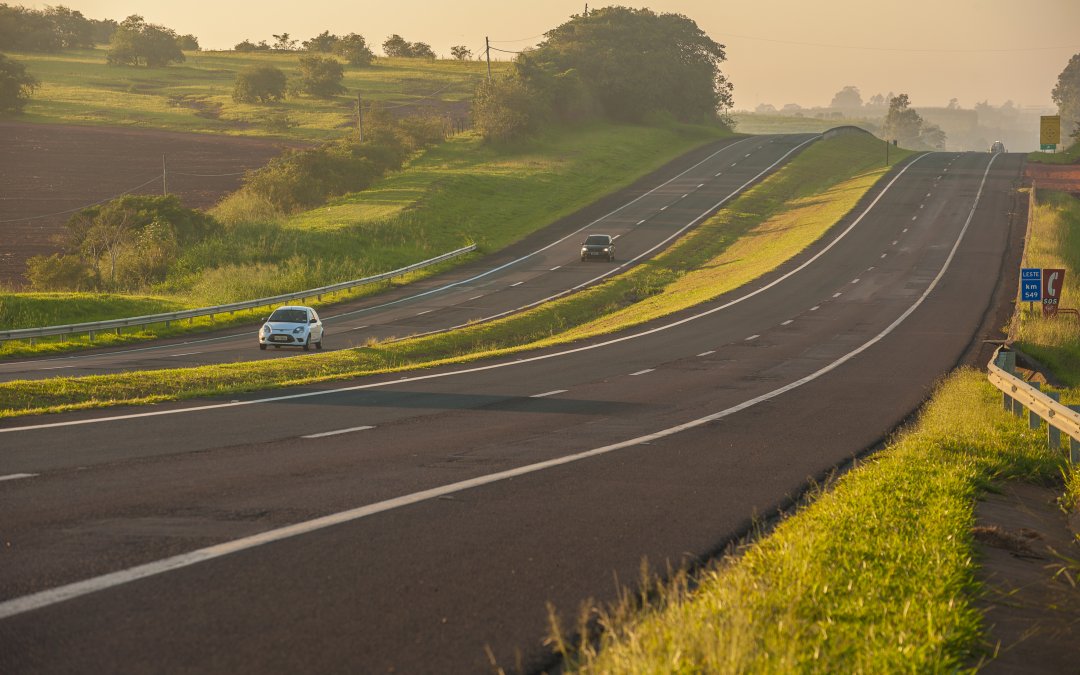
[1040,115,1061,153]
[1042,268,1065,317]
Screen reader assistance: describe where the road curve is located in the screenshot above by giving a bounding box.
[0,151,1025,673]
[0,133,818,383]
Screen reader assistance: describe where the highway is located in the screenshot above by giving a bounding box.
[0,149,1025,673]
[0,133,817,383]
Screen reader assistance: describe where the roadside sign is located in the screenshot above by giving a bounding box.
[1042,268,1065,317]
[1040,116,1061,145]
[1041,143,1057,151]
[1021,268,1042,301]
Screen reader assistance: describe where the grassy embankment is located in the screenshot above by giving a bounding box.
[8,47,506,141]
[554,188,1080,673]
[733,112,880,136]
[1,122,727,357]
[1027,141,1080,165]
[0,132,909,416]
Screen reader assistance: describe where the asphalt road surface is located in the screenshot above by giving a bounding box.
[0,150,1025,673]
[0,133,818,383]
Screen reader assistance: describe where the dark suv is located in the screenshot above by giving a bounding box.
[580,234,615,262]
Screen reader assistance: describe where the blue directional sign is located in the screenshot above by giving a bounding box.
[1021,268,1042,301]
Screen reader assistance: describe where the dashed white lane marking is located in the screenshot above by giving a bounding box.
[781,320,794,326]
[0,473,37,482]
[881,253,888,259]
[697,184,705,189]
[510,281,524,287]
[852,278,861,284]
[810,305,820,311]
[926,192,932,198]
[348,325,370,331]
[302,425,375,439]
[416,310,432,316]
[659,205,669,211]
[920,204,925,209]
[629,369,654,376]
[697,350,715,356]
[637,219,646,225]
[832,292,842,298]
[731,162,738,167]
[169,352,203,358]
[530,389,567,398]
[911,215,917,221]
[681,194,689,199]
[715,172,722,177]
[41,366,74,371]
[549,266,561,271]
[902,228,908,233]
[745,153,752,158]
[866,266,875,272]
[745,335,760,341]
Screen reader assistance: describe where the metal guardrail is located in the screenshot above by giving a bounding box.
[1,244,476,343]
[988,346,1080,464]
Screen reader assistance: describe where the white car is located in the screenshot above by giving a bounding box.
[259,305,324,351]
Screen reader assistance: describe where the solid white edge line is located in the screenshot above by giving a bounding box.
[2,138,911,436]
[530,389,567,398]
[0,155,998,621]
[0,473,37,482]
[301,425,375,439]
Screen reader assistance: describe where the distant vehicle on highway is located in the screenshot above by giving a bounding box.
[990,140,1006,153]
[259,305,324,351]
[580,233,615,262]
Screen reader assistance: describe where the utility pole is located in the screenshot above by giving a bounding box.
[585,3,589,16]
[162,153,167,196]
[485,36,492,82]
[357,93,364,142]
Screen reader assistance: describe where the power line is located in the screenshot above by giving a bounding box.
[489,46,524,55]
[0,174,165,224]
[489,33,546,44]
[722,32,1080,53]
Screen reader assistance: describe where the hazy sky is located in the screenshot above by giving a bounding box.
[25,0,1080,110]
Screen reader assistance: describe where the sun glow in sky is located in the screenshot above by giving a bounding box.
[23,0,1080,110]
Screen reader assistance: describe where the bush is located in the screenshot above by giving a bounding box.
[0,55,39,114]
[335,33,375,67]
[233,65,287,103]
[297,54,345,98]
[26,254,96,291]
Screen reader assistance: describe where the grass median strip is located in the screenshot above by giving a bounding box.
[552,370,1060,672]
[0,133,910,418]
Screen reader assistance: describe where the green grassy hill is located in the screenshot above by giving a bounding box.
[8,47,507,141]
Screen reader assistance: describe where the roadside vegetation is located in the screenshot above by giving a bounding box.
[0,132,907,415]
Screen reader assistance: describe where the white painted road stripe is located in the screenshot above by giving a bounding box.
[810,305,820,311]
[781,320,794,326]
[348,325,370,331]
[629,369,654,376]
[169,352,203,358]
[40,366,74,371]
[852,278,860,284]
[0,473,37,482]
[697,350,715,357]
[745,335,759,341]
[301,426,375,439]
[510,281,523,287]
[530,390,567,398]
[549,267,560,271]
[468,295,484,301]
[0,154,992,620]
[832,292,842,298]
[416,310,432,316]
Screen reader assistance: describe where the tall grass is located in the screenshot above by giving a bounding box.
[557,371,1060,673]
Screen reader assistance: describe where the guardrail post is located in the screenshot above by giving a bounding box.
[1029,382,1042,429]
[1048,392,1062,451]
[1070,405,1080,465]
[1012,389,1025,418]
[88,330,94,343]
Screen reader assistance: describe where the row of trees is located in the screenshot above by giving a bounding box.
[105,15,191,68]
[473,7,733,141]
[233,31,438,61]
[0,3,116,51]
[232,57,345,103]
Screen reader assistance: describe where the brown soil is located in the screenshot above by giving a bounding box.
[0,122,301,289]
[972,482,1080,673]
[1025,162,1080,193]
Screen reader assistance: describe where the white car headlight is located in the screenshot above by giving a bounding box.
[261,325,271,335]
[292,326,305,334]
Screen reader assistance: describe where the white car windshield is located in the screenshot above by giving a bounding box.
[269,309,308,323]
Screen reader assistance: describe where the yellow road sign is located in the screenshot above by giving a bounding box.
[1041,115,1061,145]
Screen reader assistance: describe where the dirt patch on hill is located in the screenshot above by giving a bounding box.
[1025,162,1080,193]
[0,122,303,289]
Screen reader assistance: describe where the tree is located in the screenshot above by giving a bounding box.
[920,122,946,150]
[303,30,339,52]
[829,85,862,110]
[178,34,200,51]
[0,54,39,114]
[520,7,732,123]
[947,97,959,110]
[106,15,185,68]
[472,75,538,141]
[410,42,435,59]
[233,65,287,103]
[272,32,297,51]
[1052,54,1080,143]
[0,4,98,51]
[451,45,472,61]
[297,54,345,98]
[867,93,885,108]
[234,39,258,52]
[335,33,374,66]
[382,34,411,57]
[882,94,922,146]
